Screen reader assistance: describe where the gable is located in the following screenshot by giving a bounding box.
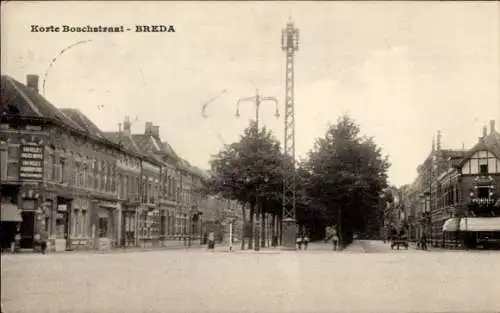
[461,150,500,175]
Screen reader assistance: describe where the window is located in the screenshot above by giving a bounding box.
[44,150,53,182]
[81,210,87,236]
[477,187,489,198]
[60,159,66,183]
[82,165,87,187]
[72,209,79,237]
[479,163,488,175]
[7,145,20,179]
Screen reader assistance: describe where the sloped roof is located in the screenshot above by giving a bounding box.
[458,132,500,166]
[161,141,181,161]
[60,109,106,139]
[103,131,142,154]
[1,75,85,131]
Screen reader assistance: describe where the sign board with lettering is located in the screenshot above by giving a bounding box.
[19,135,45,181]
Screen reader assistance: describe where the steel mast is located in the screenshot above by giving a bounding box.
[281,18,299,250]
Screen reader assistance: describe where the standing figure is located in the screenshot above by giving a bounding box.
[303,234,310,250]
[208,231,215,251]
[296,236,302,250]
[332,234,339,251]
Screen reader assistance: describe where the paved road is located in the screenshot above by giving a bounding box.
[2,241,499,313]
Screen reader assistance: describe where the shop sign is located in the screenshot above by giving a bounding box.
[471,198,495,205]
[19,135,45,181]
[57,204,67,212]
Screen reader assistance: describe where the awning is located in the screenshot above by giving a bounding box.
[459,217,500,232]
[1,203,23,222]
[442,218,460,232]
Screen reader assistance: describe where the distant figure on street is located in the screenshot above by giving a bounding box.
[303,235,310,250]
[296,236,302,250]
[332,234,339,251]
[208,231,215,251]
[420,233,427,251]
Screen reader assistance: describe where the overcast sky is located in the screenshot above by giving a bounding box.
[2,1,499,187]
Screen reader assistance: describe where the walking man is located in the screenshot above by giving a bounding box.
[332,234,339,251]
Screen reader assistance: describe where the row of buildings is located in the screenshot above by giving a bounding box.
[0,74,241,252]
[395,120,500,248]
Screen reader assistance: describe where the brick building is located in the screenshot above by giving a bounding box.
[1,74,240,252]
[404,122,500,248]
[1,75,123,251]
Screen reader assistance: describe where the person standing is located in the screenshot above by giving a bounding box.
[207,231,215,252]
[303,234,310,250]
[332,234,339,251]
[296,235,302,250]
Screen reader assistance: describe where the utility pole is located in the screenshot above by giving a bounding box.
[236,89,279,251]
[281,18,300,250]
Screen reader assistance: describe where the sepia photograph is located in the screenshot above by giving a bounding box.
[1,1,499,312]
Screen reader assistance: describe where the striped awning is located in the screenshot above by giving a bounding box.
[1,203,23,222]
[459,217,500,232]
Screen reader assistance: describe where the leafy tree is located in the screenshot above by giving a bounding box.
[204,121,285,250]
[305,114,390,247]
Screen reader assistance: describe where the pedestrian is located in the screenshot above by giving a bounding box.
[303,234,309,250]
[296,236,302,250]
[40,229,48,254]
[332,234,339,251]
[208,231,215,252]
[420,233,427,251]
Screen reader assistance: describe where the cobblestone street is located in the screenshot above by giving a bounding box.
[2,241,499,313]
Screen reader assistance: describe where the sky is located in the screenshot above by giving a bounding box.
[2,1,499,187]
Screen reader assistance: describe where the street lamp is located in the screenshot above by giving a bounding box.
[235,89,279,252]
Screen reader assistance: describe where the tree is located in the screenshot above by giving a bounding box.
[305,114,390,247]
[204,121,285,250]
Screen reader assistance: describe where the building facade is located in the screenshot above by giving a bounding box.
[403,122,500,249]
[1,74,239,252]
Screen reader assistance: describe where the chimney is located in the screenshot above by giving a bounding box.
[152,125,160,138]
[123,116,131,134]
[490,120,496,135]
[482,125,487,138]
[145,122,153,136]
[436,130,441,152]
[26,74,39,92]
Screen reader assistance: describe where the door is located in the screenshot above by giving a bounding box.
[20,211,35,249]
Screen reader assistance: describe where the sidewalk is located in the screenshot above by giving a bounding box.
[3,241,205,256]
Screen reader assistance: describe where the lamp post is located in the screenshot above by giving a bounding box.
[236,89,279,252]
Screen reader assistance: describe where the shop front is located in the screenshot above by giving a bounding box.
[91,199,118,251]
[121,204,137,247]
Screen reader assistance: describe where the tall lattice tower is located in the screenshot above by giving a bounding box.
[281,19,299,250]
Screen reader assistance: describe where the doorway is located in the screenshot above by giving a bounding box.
[20,211,35,249]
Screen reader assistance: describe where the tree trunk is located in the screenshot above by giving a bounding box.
[272,214,276,246]
[241,203,246,250]
[248,203,254,250]
[261,210,266,248]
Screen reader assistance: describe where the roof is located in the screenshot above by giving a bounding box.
[458,132,500,167]
[103,131,142,154]
[59,109,106,140]
[1,75,85,131]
